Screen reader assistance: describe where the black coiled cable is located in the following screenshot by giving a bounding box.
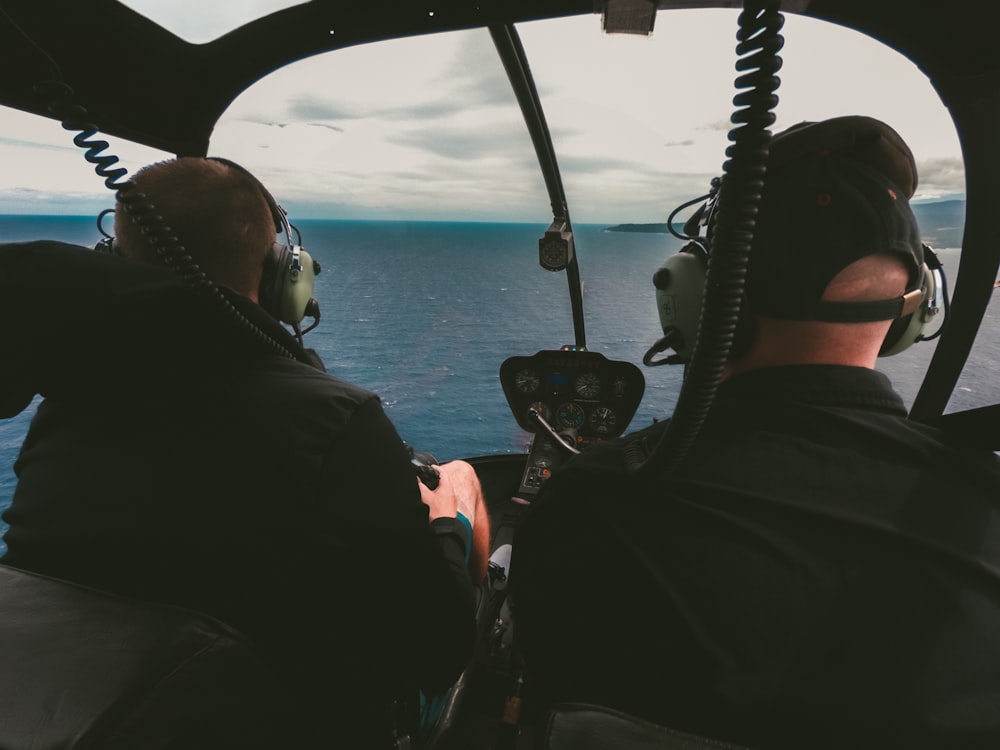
[35,80,302,363]
[628,0,783,475]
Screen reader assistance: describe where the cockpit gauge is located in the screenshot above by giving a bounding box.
[500,350,644,439]
[514,368,541,393]
[589,406,617,433]
[533,454,553,468]
[539,238,567,271]
[574,372,602,399]
[556,402,585,430]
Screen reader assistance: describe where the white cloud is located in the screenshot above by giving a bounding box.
[0,9,963,222]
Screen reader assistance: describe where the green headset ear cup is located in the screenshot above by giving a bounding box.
[880,262,935,356]
[652,243,757,364]
[653,247,707,361]
[261,243,317,325]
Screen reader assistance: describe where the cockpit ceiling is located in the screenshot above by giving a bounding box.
[0,0,995,156]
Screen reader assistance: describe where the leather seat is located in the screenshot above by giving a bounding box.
[0,563,290,750]
[542,703,754,750]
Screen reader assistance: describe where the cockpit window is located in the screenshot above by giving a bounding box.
[211,28,554,460]
[118,0,309,44]
[0,109,169,216]
[203,11,967,460]
[0,9,975,533]
[212,29,545,222]
[518,11,965,410]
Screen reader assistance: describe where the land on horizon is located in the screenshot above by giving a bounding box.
[606,199,967,250]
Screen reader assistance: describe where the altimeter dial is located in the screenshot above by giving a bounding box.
[589,406,617,434]
[574,372,602,399]
[514,368,540,393]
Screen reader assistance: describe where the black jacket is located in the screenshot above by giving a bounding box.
[0,241,476,746]
[512,364,1000,750]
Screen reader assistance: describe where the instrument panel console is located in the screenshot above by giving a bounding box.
[500,349,645,497]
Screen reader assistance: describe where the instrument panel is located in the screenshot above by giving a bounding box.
[500,349,645,442]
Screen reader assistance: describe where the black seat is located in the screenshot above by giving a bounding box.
[0,563,290,750]
[542,703,754,750]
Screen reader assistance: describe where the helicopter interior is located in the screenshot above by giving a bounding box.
[1,0,999,748]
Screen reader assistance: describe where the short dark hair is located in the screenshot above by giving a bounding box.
[114,158,276,297]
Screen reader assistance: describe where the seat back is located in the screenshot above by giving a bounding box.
[0,563,289,750]
[543,703,754,750]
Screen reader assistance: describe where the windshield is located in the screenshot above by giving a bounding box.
[0,9,972,543]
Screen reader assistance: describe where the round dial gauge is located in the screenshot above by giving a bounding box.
[540,237,567,270]
[556,402,585,430]
[514,368,540,393]
[589,406,618,433]
[574,372,602,399]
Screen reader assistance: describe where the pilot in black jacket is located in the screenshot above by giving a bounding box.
[511,117,1000,749]
[0,157,486,748]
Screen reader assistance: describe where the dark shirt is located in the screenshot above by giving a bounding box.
[511,364,1000,750]
[0,242,475,747]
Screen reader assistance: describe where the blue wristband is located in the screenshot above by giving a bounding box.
[456,513,473,564]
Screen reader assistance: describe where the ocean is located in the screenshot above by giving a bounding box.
[0,214,995,556]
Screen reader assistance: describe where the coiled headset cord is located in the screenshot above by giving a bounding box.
[31,78,304,364]
[0,10,294,358]
[627,0,784,476]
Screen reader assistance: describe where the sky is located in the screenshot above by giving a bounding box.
[0,2,965,223]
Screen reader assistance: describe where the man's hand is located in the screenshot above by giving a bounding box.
[419,460,491,581]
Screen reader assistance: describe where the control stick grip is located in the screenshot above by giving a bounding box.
[405,443,441,490]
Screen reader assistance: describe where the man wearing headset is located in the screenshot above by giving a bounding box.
[511,117,1000,748]
[0,157,488,747]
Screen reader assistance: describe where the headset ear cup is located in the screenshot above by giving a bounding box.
[259,242,317,325]
[880,314,913,357]
[282,247,317,324]
[652,244,708,361]
[879,262,936,356]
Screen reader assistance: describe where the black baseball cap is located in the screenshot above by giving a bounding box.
[747,116,925,322]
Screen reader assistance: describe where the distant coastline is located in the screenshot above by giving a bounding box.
[606,200,966,249]
[605,223,670,234]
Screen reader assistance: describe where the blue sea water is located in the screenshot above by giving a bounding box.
[1,215,998,556]
[0,217,686,546]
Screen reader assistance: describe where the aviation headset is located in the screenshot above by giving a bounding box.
[645,117,946,365]
[95,156,321,332]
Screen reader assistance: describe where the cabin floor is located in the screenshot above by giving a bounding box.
[427,454,547,750]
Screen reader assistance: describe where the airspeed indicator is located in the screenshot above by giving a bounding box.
[573,372,601,399]
[514,368,540,393]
